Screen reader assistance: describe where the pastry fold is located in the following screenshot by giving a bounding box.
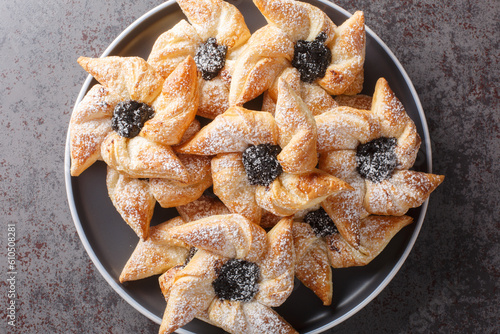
[149,154,212,208]
[175,106,279,155]
[274,79,318,174]
[211,153,262,224]
[119,217,189,283]
[69,85,118,176]
[106,167,156,240]
[140,56,199,146]
[255,169,353,217]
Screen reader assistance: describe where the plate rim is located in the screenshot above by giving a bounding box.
[64,1,433,333]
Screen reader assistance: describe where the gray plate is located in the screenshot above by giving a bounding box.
[65,1,433,333]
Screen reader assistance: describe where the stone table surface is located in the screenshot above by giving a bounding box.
[0,0,498,333]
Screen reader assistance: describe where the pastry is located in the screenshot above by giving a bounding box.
[292,213,413,304]
[70,56,199,179]
[229,0,365,107]
[148,0,251,119]
[106,167,156,240]
[178,80,352,221]
[158,214,297,334]
[149,154,213,208]
[262,67,340,116]
[69,84,120,176]
[175,194,231,223]
[316,78,444,222]
[119,216,190,283]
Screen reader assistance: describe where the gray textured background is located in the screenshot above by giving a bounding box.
[0,0,498,333]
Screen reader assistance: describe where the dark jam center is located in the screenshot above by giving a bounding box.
[194,37,228,80]
[212,259,260,302]
[242,144,283,187]
[292,32,332,83]
[356,137,398,183]
[111,100,154,138]
[304,208,338,238]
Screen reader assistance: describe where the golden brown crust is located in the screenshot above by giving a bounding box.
[175,194,231,223]
[255,169,353,216]
[69,85,119,176]
[317,11,366,95]
[364,170,445,216]
[211,153,262,225]
[140,56,199,146]
[229,24,294,106]
[100,132,189,181]
[175,106,279,155]
[177,0,251,49]
[253,0,336,43]
[119,217,189,283]
[149,154,212,208]
[159,250,222,334]
[77,56,164,104]
[106,167,155,240]
[161,215,297,334]
[147,20,202,78]
[274,79,318,174]
[255,218,295,307]
[335,93,372,110]
[292,222,333,305]
[168,214,268,262]
[327,215,413,267]
[315,106,381,152]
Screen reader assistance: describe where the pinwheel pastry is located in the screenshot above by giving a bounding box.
[176,78,352,224]
[229,0,365,107]
[70,56,211,238]
[147,0,251,119]
[291,212,413,305]
[315,77,444,248]
[157,214,297,334]
[70,55,198,179]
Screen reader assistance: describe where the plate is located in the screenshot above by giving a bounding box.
[65,0,433,333]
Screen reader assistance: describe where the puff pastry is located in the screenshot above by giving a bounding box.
[106,167,156,240]
[72,56,199,179]
[175,194,230,223]
[149,154,212,208]
[179,81,353,219]
[159,214,297,334]
[119,216,189,283]
[148,0,251,119]
[229,0,365,107]
[292,214,413,304]
[262,67,339,116]
[175,106,279,155]
[316,78,443,247]
[69,84,119,176]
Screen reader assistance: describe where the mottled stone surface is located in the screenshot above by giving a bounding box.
[0,0,498,333]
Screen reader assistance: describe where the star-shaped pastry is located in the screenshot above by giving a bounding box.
[315,77,444,247]
[229,0,365,107]
[147,0,251,119]
[176,78,352,224]
[157,214,297,334]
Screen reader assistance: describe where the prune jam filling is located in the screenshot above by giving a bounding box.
[194,37,228,80]
[304,207,338,238]
[212,259,260,302]
[356,137,398,183]
[242,144,283,187]
[184,247,197,266]
[292,31,332,83]
[111,100,154,138]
